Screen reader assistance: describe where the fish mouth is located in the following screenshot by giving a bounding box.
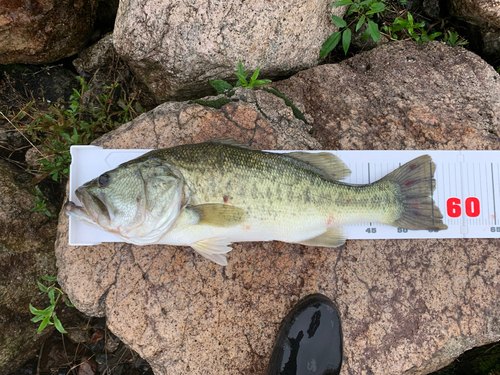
[64,200,93,224]
[65,189,111,225]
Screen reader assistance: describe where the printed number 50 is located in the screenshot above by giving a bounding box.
[447,197,480,218]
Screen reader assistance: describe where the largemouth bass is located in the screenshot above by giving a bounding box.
[65,139,447,265]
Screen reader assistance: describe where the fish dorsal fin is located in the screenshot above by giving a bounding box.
[191,238,233,265]
[209,138,261,151]
[190,203,247,227]
[296,227,346,247]
[286,152,352,181]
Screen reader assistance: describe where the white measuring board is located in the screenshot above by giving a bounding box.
[67,146,500,246]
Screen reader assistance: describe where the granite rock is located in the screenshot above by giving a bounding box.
[112,0,346,102]
[449,0,500,28]
[0,0,99,64]
[271,41,500,151]
[447,0,500,64]
[56,42,500,375]
[0,160,58,375]
[72,33,116,75]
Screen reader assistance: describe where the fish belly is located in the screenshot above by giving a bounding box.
[157,209,329,246]
[158,182,399,246]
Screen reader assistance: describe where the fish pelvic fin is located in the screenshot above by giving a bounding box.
[286,152,352,181]
[190,204,247,227]
[190,238,233,265]
[380,155,448,231]
[296,227,346,247]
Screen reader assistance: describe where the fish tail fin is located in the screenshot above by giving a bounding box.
[380,155,448,231]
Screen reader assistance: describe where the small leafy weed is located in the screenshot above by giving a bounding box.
[210,60,271,95]
[30,276,74,334]
[320,0,386,59]
[321,1,464,58]
[443,30,468,47]
[31,186,52,217]
[391,12,441,43]
[13,76,143,185]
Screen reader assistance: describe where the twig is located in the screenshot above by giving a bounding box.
[0,155,30,171]
[483,343,499,354]
[0,108,45,157]
[62,331,70,368]
[36,340,45,375]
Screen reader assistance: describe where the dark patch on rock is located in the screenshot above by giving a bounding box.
[263,87,308,124]
[0,65,79,103]
[188,97,232,109]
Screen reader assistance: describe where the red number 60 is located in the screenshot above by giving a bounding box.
[446,197,480,218]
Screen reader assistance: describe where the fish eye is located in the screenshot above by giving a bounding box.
[98,174,110,187]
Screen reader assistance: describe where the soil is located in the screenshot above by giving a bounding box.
[10,316,154,375]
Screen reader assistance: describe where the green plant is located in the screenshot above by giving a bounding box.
[391,12,441,43]
[443,30,468,47]
[29,276,74,334]
[321,2,447,58]
[210,60,272,95]
[31,186,52,217]
[320,0,386,59]
[15,76,143,184]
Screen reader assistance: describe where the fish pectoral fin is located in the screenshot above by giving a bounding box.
[297,227,346,247]
[286,152,352,181]
[190,204,246,227]
[190,238,233,266]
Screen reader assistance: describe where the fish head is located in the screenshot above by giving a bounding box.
[65,159,185,244]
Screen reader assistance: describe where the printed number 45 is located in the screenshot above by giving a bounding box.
[366,228,377,233]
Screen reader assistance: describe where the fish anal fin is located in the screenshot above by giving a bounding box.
[297,227,346,247]
[191,238,232,265]
[190,204,247,227]
[287,152,352,180]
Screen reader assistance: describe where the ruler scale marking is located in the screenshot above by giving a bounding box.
[492,163,497,226]
[430,162,435,227]
[459,162,464,230]
[368,163,371,227]
[479,164,483,226]
[485,164,490,226]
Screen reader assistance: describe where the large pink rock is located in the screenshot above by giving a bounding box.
[56,42,500,375]
[0,0,99,64]
[112,0,346,102]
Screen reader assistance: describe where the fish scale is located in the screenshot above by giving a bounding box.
[154,143,371,225]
